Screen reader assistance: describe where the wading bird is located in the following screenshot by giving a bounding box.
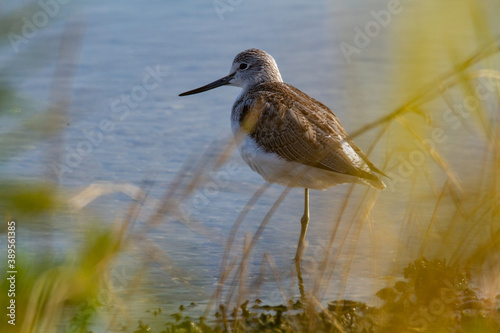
[179,49,386,296]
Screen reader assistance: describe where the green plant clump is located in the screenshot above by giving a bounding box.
[118,258,500,333]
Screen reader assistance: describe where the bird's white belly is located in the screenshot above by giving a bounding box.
[235,134,361,190]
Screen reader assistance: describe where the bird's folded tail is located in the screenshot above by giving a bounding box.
[360,176,386,190]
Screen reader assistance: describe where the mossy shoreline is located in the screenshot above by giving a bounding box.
[70,258,500,333]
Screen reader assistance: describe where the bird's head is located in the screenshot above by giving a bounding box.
[179,48,283,96]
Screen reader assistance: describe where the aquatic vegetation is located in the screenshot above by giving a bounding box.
[1,1,500,332]
[121,259,500,332]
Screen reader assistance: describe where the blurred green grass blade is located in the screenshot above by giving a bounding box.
[0,84,43,117]
[0,85,18,114]
[0,4,42,42]
[0,37,61,82]
[0,182,57,215]
[0,104,67,165]
[0,3,72,83]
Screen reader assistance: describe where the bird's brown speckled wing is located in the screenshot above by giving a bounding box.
[237,82,385,188]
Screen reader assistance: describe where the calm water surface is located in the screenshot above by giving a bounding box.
[2,0,498,326]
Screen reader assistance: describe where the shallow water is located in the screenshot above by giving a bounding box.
[2,0,499,327]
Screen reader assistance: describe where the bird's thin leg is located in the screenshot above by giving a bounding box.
[295,188,310,261]
[295,188,309,302]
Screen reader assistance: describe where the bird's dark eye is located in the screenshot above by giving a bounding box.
[239,63,248,70]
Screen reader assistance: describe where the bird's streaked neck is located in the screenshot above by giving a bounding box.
[233,70,283,92]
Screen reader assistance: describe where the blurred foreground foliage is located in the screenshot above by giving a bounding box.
[116,258,500,333]
[1,1,500,333]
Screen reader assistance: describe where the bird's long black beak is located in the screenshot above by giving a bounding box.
[179,73,235,96]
